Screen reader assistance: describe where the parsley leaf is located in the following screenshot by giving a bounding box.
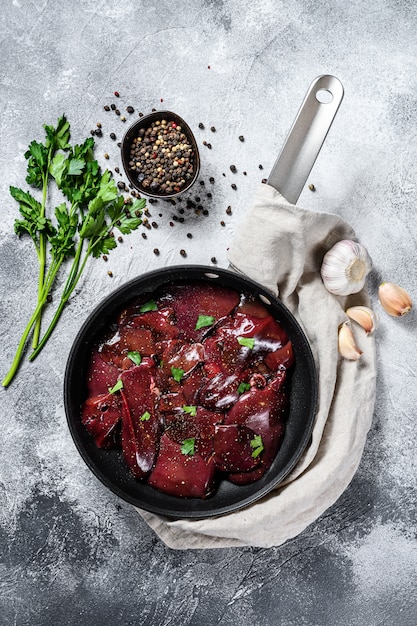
[140,411,151,421]
[181,438,195,456]
[195,314,216,330]
[171,367,184,383]
[182,405,197,416]
[127,351,142,365]
[67,158,85,176]
[108,379,123,394]
[44,114,71,152]
[11,186,55,248]
[237,336,255,349]
[24,140,49,188]
[237,381,251,394]
[250,434,264,458]
[139,300,158,313]
[49,203,77,258]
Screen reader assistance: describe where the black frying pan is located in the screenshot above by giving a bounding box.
[64,76,344,519]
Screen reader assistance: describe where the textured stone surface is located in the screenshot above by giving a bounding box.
[1,1,416,624]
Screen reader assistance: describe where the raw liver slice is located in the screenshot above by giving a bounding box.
[213,424,260,472]
[120,363,160,479]
[158,282,240,342]
[81,392,122,448]
[148,434,217,498]
[86,350,119,396]
[225,373,288,484]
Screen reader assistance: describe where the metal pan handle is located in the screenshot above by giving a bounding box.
[267,75,344,204]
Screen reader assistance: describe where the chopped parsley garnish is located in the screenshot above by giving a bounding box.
[237,381,251,394]
[140,411,151,421]
[108,379,123,394]
[237,336,255,349]
[181,438,195,456]
[171,367,184,382]
[195,314,216,330]
[139,299,157,313]
[182,405,197,416]
[250,434,264,458]
[127,351,142,365]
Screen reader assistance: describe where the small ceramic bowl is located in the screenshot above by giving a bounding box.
[120,111,200,199]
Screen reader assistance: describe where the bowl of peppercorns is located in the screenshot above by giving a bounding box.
[121,111,200,198]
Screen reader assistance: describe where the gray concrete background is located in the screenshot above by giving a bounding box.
[1,1,416,624]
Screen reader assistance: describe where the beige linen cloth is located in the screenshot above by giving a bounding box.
[138,184,377,549]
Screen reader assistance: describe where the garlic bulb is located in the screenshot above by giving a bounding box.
[338,322,362,360]
[321,240,372,296]
[378,282,412,317]
[346,306,379,334]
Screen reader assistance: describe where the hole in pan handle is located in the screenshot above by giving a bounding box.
[267,75,344,205]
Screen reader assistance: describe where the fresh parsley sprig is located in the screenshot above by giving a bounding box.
[21,115,70,348]
[2,116,145,387]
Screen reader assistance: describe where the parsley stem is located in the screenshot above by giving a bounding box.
[29,240,85,361]
[32,147,53,349]
[2,256,61,387]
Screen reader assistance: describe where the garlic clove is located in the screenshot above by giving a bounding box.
[338,322,363,360]
[378,282,412,317]
[321,239,372,296]
[346,305,379,334]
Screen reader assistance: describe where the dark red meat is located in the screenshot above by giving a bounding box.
[213,424,261,472]
[81,392,122,448]
[148,434,217,498]
[86,349,119,396]
[225,373,288,484]
[120,363,160,479]
[82,283,294,498]
[158,283,240,342]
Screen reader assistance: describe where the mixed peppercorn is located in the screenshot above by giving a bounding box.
[127,119,195,196]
